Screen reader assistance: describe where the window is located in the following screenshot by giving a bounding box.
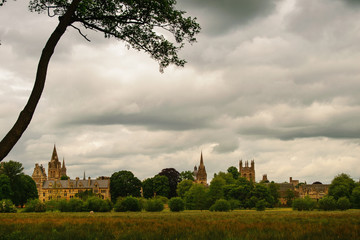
[101,190,106,193]
[43,192,45,197]
[64,191,67,197]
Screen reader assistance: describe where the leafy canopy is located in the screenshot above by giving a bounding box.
[28,0,200,71]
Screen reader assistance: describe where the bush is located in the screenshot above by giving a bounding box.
[68,198,85,212]
[337,197,351,211]
[228,199,241,210]
[114,196,141,212]
[168,197,185,212]
[209,199,230,212]
[24,199,46,212]
[155,196,168,204]
[45,200,59,212]
[84,196,111,212]
[255,199,267,211]
[0,199,16,213]
[57,199,71,212]
[292,196,316,211]
[318,196,337,211]
[145,199,164,212]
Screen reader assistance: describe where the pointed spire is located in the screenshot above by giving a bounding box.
[200,151,204,166]
[62,158,66,168]
[83,171,86,180]
[51,144,59,161]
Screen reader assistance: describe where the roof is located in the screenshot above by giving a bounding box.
[42,179,109,189]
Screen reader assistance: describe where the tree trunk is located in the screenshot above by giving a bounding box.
[0,0,82,161]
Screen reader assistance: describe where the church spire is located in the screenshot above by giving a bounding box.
[51,144,59,162]
[199,151,204,167]
[62,158,66,168]
[83,171,86,180]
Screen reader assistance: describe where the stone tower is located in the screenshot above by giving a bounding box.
[32,163,47,187]
[195,152,207,185]
[239,160,255,183]
[48,145,66,180]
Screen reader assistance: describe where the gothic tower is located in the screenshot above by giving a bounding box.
[239,159,255,183]
[32,163,47,187]
[195,152,207,185]
[48,145,65,180]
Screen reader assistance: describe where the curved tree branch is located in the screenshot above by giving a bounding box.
[0,0,82,161]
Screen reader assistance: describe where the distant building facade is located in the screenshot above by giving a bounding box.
[31,145,111,202]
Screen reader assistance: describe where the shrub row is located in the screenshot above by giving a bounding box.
[292,196,352,211]
[24,197,113,212]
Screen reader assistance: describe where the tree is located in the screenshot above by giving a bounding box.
[180,171,195,181]
[168,197,185,212]
[227,166,239,180]
[351,186,360,209]
[0,160,24,183]
[285,189,295,207]
[184,184,208,210]
[328,173,356,200]
[60,175,69,180]
[0,161,38,206]
[207,176,225,207]
[158,168,181,198]
[268,182,280,207]
[152,175,170,198]
[176,179,193,198]
[337,197,351,211]
[0,174,12,200]
[0,0,200,161]
[142,178,155,198]
[110,170,142,202]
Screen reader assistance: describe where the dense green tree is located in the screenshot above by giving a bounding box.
[0,174,12,200]
[351,186,360,208]
[268,182,280,207]
[180,171,195,181]
[255,199,267,211]
[142,178,155,198]
[328,173,356,200]
[207,176,226,207]
[158,168,181,198]
[184,184,208,210]
[227,166,239,180]
[0,160,24,183]
[144,198,164,212]
[60,175,69,180]
[152,175,170,198]
[0,199,16,213]
[252,184,273,206]
[114,196,141,212]
[213,172,236,185]
[0,0,200,161]
[1,161,37,206]
[176,179,193,198]
[110,170,142,202]
[285,189,295,207]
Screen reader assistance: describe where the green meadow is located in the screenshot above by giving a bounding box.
[1,209,359,240]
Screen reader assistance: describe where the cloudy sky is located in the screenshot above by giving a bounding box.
[1,0,360,184]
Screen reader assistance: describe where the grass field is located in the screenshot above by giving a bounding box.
[0,209,359,240]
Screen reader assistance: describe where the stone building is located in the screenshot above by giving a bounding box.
[31,146,111,202]
[239,160,255,183]
[194,152,207,185]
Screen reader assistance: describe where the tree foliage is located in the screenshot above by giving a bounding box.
[158,168,181,198]
[168,197,185,212]
[0,161,37,206]
[184,184,208,210]
[227,166,239,180]
[0,0,200,161]
[176,179,193,198]
[180,170,195,181]
[110,170,142,202]
[329,173,356,200]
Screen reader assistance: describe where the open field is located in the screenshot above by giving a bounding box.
[0,209,359,240]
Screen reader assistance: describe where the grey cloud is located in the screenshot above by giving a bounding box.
[179,0,281,35]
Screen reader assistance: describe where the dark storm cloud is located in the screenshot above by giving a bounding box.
[179,0,281,35]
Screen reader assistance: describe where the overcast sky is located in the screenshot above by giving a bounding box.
[1,0,360,184]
